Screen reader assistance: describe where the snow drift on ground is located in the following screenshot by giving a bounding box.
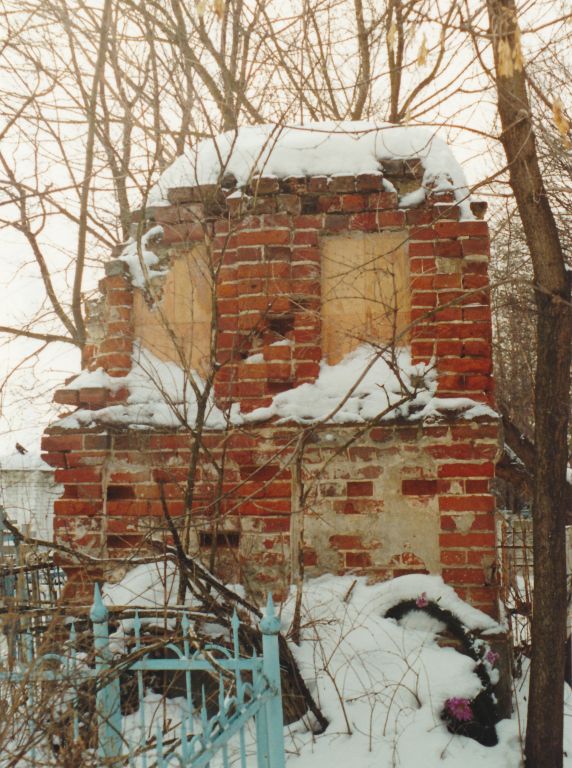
[55,343,495,431]
[280,575,516,768]
[147,121,473,219]
[101,565,572,768]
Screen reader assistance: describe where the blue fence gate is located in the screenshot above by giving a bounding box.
[0,585,286,767]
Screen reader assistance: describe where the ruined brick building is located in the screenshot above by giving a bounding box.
[42,124,500,616]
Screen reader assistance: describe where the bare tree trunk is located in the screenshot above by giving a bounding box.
[386,0,404,123]
[486,2,572,766]
[290,432,310,645]
[72,0,113,346]
[352,0,371,120]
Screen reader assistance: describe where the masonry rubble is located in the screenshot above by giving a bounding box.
[42,123,500,617]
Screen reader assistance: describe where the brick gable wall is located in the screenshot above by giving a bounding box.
[43,168,500,616]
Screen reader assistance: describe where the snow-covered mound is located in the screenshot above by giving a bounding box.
[281,575,519,768]
[104,560,180,610]
[148,121,473,218]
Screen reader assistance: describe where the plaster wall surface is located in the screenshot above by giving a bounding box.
[0,468,60,540]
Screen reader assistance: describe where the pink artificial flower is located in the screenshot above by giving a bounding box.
[485,649,500,666]
[445,697,473,722]
[415,592,429,608]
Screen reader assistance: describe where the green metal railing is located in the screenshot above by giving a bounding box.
[0,585,286,767]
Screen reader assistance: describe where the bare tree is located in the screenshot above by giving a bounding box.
[481,3,572,766]
[9,4,572,763]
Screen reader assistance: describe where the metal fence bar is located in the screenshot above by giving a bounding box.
[91,584,123,762]
[259,596,286,768]
[69,621,80,742]
[232,610,248,768]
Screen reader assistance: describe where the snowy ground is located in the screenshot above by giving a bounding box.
[279,576,519,768]
[103,567,572,768]
[2,567,571,766]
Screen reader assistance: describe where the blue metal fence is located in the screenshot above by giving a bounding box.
[0,585,286,767]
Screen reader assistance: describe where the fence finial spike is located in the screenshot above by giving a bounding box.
[90,582,109,623]
[260,593,281,635]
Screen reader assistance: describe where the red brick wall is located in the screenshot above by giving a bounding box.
[42,419,499,615]
[44,170,500,616]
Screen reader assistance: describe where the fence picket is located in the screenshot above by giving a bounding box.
[91,583,123,762]
[259,596,286,768]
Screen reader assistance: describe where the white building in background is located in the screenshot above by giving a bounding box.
[0,454,59,541]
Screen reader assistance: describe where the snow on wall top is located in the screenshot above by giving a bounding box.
[55,343,495,432]
[118,225,167,289]
[119,122,472,287]
[148,121,472,215]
